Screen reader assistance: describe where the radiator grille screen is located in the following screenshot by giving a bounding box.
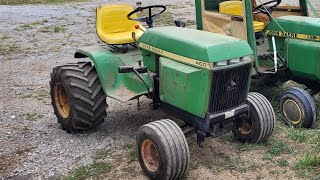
[209,63,251,113]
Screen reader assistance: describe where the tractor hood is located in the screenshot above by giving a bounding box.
[138,26,253,63]
[263,16,320,37]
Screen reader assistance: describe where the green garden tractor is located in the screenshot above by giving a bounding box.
[50,3,275,179]
[195,0,319,128]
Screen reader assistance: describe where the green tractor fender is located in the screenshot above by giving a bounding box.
[74,46,153,102]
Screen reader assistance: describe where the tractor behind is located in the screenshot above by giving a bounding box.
[195,0,320,128]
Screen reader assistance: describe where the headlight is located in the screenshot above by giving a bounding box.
[214,56,253,67]
[229,58,240,64]
[215,60,227,66]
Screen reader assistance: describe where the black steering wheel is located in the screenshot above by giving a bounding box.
[253,0,281,19]
[127,5,166,28]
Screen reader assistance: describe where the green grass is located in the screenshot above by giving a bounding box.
[125,144,137,164]
[0,42,21,55]
[287,128,307,142]
[238,142,263,151]
[267,140,293,156]
[296,153,320,169]
[23,112,44,121]
[277,158,289,167]
[53,25,65,33]
[94,149,112,160]
[0,0,86,5]
[63,161,112,180]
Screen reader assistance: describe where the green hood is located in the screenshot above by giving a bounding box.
[264,15,320,36]
[138,26,253,63]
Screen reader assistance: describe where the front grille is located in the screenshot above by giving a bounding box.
[209,63,251,113]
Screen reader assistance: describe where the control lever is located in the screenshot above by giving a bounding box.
[118,66,147,73]
[118,66,151,98]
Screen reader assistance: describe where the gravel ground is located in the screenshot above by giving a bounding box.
[0,0,319,179]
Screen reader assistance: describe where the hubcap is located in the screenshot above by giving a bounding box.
[141,139,159,172]
[54,83,70,119]
[283,99,302,125]
[239,120,252,135]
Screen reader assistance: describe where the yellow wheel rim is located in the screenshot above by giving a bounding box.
[283,99,302,125]
[54,83,70,119]
[141,139,160,172]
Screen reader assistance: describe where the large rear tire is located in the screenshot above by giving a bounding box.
[233,92,275,143]
[280,87,317,128]
[50,62,107,132]
[136,119,190,180]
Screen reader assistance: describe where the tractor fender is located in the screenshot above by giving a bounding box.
[74,46,125,96]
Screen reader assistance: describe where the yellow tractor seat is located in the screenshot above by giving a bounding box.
[96,4,145,45]
[219,1,265,32]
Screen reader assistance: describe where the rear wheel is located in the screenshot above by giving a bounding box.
[50,62,108,132]
[233,92,275,143]
[136,119,190,180]
[280,87,317,128]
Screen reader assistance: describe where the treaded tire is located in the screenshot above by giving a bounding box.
[233,92,275,143]
[50,61,107,132]
[136,119,190,180]
[280,87,317,128]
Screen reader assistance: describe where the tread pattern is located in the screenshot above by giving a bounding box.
[50,62,107,131]
[139,119,190,180]
[248,92,275,143]
[234,92,276,143]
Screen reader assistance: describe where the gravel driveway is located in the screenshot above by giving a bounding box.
[0,0,319,179]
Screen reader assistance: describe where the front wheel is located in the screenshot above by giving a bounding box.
[280,87,317,128]
[136,119,190,180]
[233,92,275,143]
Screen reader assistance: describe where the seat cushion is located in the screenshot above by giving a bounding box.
[253,21,265,32]
[96,4,145,45]
[99,29,144,45]
[219,1,243,16]
[219,1,265,32]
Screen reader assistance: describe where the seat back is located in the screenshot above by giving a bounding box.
[96,4,139,36]
[219,1,243,16]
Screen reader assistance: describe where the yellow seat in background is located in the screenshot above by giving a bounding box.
[96,4,145,45]
[219,1,265,32]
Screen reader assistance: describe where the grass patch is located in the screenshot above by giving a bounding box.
[296,153,320,169]
[23,112,44,121]
[53,25,65,32]
[219,134,236,142]
[63,161,112,180]
[0,0,86,5]
[125,144,136,164]
[287,128,307,142]
[95,149,112,160]
[239,142,262,151]
[277,158,289,167]
[0,42,21,55]
[221,154,258,172]
[15,21,45,31]
[267,140,293,156]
